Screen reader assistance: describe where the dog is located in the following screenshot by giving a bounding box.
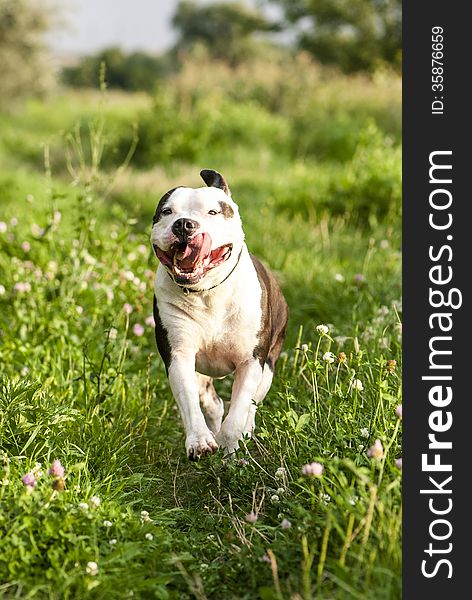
[151,169,288,460]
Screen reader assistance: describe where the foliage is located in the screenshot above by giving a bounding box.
[268,0,402,73]
[61,47,174,92]
[172,0,279,65]
[0,0,55,108]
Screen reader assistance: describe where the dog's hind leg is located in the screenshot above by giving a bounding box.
[197,374,224,434]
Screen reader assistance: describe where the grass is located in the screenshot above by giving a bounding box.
[0,64,401,599]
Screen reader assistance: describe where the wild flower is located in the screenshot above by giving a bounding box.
[21,472,36,488]
[321,493,331,505]
[145,533,154,541]
[127,252,137,262]
[141,510,152,523]
[237,458,249,466]
[281,519,292,529]
[21,241,30,252]
[387,359,397,373]
[360,427,369,438]
[10,217,18,226]
[302,462,323,477]
[32,463,43,478]
[270,494,280,504]
[31,224,45,237]
[0,285,5,296]
[337,352,347,363]
[395,404,403,419]
[14,282,31,293]
[245,512,258,523]
[335,273,345,282]
[86,561,98,576]
[316,324,329,335]
[395,458,403,470]
[367,439,384,460]
[354,273,366,283]
[300,343,309,352]
[89,496,101,509]
[49,459,65,478]
[76,306,84,315]
[137,244,148,255]
[53,478,65,491]
[53,211,62,224]
[108,327,118,340]
[0,222,7,233]
[109,539,117,545]
[132,323,145,337]
[334,335,348,345]
[79,502,89,511]
[123,303,133,314]
[276,487,285,495]
[351,379,364,392]
[103,520,112,528]
[145,315,155,327]
[348,495,359,506]
[275,467,286,479]
[322,351,335,364]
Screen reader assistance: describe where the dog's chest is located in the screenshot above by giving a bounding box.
[193,297,261,377]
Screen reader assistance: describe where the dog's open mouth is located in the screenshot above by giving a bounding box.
[154,233,233,285]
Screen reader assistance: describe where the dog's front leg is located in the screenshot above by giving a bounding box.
[168,353,218,460]
[216,359,263,454]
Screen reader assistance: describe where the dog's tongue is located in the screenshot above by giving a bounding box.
[174,233,212,269]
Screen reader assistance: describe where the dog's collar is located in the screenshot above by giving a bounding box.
[168,247,243,295]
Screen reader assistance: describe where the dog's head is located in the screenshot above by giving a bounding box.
[151,169,244,287]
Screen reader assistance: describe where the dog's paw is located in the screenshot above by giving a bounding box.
[186,431,219,461]
[215,430,245,456]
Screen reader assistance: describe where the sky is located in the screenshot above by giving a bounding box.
[48,0,276,57]
[48,0,180,56]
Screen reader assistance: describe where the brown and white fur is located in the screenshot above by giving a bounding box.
[151,169,288,460]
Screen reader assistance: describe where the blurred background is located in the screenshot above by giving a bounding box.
[0,0,401,335]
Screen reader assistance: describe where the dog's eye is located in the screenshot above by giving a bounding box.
[161,208,172,216]
[208,210,218,215]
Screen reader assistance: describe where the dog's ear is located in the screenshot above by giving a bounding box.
[200,169,231,197]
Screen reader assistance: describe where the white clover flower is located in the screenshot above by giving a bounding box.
[89,496,101,509]
[316,324,329,335]
[322,351,335,364]
[360,428,369,439]
[300,343,309,353]
[140,510,152,523]
[335,273,345,282]
[0,284,5,296]
[109,539,117,545]
[145,533,154,541]
[86,561,98,576]
[275,467,286,479]
[103,520,112,528]
[276,487,285,495]
[270,494,280,504]
[352,379,364,392]
[108,327,118,340]
[0,222,7,233]
[78,502,89,511]
[348,495,359,506]
[321,493,331,505]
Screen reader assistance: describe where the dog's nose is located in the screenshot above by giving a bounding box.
[172,218,199,241]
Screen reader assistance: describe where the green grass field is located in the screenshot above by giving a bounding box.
[0,64,401,599]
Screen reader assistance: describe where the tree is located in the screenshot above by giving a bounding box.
[267,0,401,72]
[172,0,280,65]
[62,47,171,92]
[0,0,55,109]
